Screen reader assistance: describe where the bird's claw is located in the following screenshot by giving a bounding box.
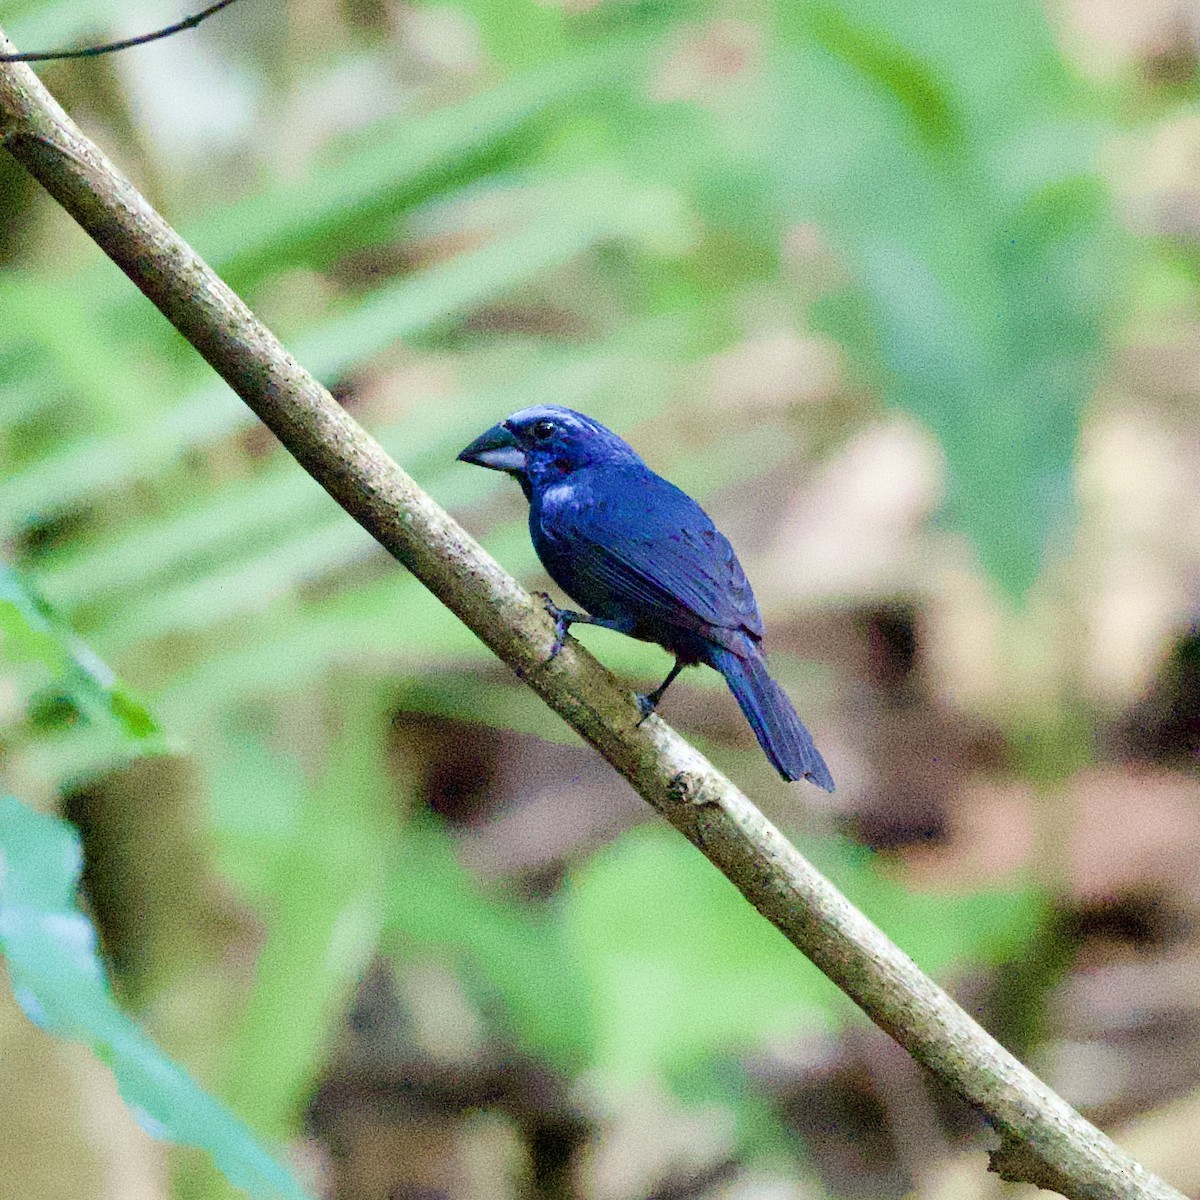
[541,593,569,661]
[635,692,657,726]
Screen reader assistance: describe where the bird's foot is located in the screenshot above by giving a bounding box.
[634,692,657,726]
[634,660,684,727]
[540,593,571,661]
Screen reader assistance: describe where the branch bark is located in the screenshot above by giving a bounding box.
[0,31,1184,1200]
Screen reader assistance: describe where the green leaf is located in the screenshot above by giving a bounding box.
[0,795,311,1200]
[188,35,644,282]
[0,566,66,673]
[0,171,670,535]
[446,0,570,71]
[6,0,120,50]
[773,0,1124,595]
[0,565,159,742]
[33,331,668,612]
[0,274,158,432]
[796,2,966,153]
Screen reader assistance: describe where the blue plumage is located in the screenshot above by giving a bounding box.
[458,406,834,791]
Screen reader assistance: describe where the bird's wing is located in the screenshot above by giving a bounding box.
[546,467,764,642]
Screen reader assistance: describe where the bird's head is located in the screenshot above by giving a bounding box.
[457,406,640,492]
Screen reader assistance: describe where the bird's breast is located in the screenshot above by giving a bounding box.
[537,480,576,517]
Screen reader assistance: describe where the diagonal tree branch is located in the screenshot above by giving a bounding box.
[0,30,1184,1200]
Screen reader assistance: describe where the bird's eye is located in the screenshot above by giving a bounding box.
[532,419,556,441]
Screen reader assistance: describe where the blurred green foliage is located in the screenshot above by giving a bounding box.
[0,0,1135,1195]
[774,0,1123,593]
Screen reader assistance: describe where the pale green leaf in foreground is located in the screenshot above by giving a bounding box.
[0,796,311,1200]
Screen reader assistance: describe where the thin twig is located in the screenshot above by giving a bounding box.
[0,25,1186,1200]
[0,0,241,64]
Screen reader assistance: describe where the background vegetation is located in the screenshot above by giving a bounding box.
[2,1,1199,1198]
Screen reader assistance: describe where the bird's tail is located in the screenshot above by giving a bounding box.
[709,645,834,791]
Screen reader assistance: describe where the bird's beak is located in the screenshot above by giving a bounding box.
[457,422,527,473]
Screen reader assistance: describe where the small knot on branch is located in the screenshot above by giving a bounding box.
[989,1137,1076,1196]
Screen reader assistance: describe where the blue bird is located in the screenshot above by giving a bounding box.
[458,406,834,791]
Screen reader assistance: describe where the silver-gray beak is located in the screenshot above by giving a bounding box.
[457,422,527,473]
